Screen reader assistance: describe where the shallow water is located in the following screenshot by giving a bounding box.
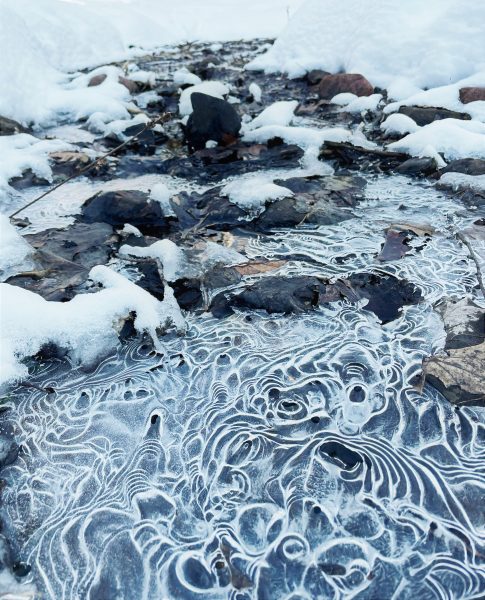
[1,174,484,599]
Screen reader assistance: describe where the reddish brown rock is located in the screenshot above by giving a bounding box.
[318,73,374,100]
[88,74,108,87]
[459,87,485,104]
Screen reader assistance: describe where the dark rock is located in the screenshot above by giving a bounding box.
[319,141,409,172]
[459,87,485,104]
[80,190,169,235]
[24,222,117,270]
[318,73,374,100]
[185,92,241,152]
[102,122,168,156]
[441,159,485,176]
[0,115,30,136]
[158,141,304,184]
[49,151,92,179]
[395,157,438,177]
[398,106,471,126]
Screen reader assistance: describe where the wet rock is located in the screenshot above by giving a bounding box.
[395,157,438,177]
[0,115,30,136]
[319,141,409,173]
[441,159,485,176]
[185,92,241,152]
[318,73,374,99]
[459,87,485,104]
[398,106,471,126]
[158,140,304,184]
[80,190,169,235]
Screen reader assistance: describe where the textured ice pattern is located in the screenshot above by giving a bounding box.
[1,177,484,600]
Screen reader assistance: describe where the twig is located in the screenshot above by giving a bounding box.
[9,112,172,220]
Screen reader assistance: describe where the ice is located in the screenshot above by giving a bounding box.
[245,100,298,129]
[0,266,185,387]
[178,81,230,116]
[222,177,294,215]
[388,119,485,162]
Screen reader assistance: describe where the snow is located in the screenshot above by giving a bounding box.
[330,93,358,107]
[388,119,485,163]
[178,81,230,116]
[337,94,383,114]
[249,83,263,103]
[149,183,176,217]
[0,215,33,280]
[246,101,298,130]
[439,172,485,193]
[173,68,202,87]
[119,239,184,282]
[243,124,374,151]
[0,134,70,204]
[249,0,485,92]
[0,266,185,387]
[222,178,294,215]
[381,113,420,137]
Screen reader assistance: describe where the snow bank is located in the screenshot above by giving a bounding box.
[248,0,485,94]
[0,266,185,386]
[388,119,485,163]
[0,0,303,125]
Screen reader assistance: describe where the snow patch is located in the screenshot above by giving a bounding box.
[0,215,34,280]
[246,101,298,129]
[381,113,420,136]
[222,177,294,215]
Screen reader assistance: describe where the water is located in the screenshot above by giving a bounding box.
[1,174,484,599]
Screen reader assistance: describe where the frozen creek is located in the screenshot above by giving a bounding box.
[1,42,485,600]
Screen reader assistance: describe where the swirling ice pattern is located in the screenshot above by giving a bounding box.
[1,176,485,600]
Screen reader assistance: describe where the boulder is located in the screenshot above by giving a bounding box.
[395,157,438,177]
[398,106,470,126]
[88,74,107,87]
[319,141,409,172]
[185,92,241,152]
[80,190,169,235]
[441,159,485,176]
[459,87,485,104]
[318,73,373,100]
[0,115,29,136]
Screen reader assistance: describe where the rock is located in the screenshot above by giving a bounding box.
[102,122,168,156]
[459,87,485,104]
[88,74,140,93]
[423,298,485,406]
[88,74,107,87]
[378,228,414,262]
[441,159,485,176]
[318,73,373,100]
[319,141,409,172]
[424,343,485,406]
[306,70,329,86]
[398,106,471,126]
[158,141,304,184]
[185,92,241,152]
[0,115,29,136]
[395,157,438,177]
[80,190,169,235]
[49,151,92,179]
